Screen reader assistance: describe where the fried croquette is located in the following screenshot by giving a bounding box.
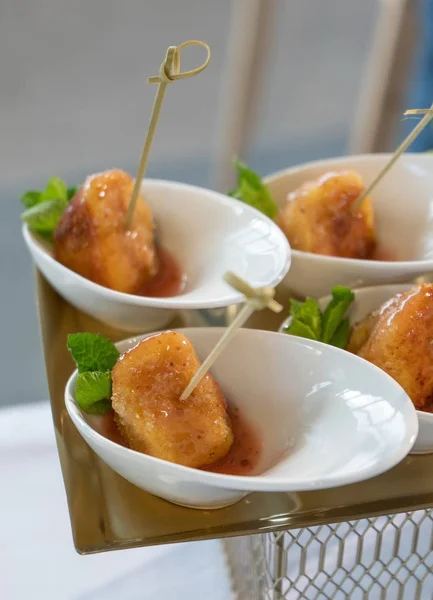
[277,170,376,259]
[54,169,157,294]
[111,331,233,468]
[348,284,433,411]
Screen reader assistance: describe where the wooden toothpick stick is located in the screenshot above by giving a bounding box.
[179,272,283,401]
[125,40,211,230]
[351,100,433,213]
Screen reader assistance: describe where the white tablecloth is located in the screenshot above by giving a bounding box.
[0,402,232,600]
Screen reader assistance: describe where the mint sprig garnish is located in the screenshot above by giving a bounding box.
[67,333,119,373]
[328,318,351,349]
[20,176,77,237]
[75,371,112,414]
[67,333,119,414]
[284,286,355,349]
[21,197,68,234]
[21,190,43,209]
[228,160,278,219]
[321,286,355,344]
[67,187,77,201]
[289,297,321,340]
[44,176,68,202]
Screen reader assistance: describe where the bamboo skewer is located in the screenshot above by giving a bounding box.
[179,272,283,401]
[125,40,211,230]
[351,100,433,213]
[404,108,433,116]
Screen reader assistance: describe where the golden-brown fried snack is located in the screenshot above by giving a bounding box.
[54,169,157,294]
[346,310,382,355]
[348,284,433,410]
[276,170,376,258]
[111,331,233,468]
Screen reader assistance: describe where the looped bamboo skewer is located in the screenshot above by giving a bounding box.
[125,40,211,229]
[179,272,283,401]
[351,100,433,214]
[223,272,283,313]
[404,108,433,116]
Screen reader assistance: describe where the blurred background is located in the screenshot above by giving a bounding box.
[0,0,426,406]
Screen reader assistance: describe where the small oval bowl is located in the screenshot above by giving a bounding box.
[265,153,433,298]
[279,283,432,454]
[23,179,291,331]
[65,327,417,510]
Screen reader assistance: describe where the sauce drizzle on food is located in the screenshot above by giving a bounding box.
[97,411,126,447]
[137,246,186,297]
[372,245,396,261]
[201,407,262,475]
[94,405,262,475]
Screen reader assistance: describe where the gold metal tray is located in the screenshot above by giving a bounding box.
[37,271,433,554]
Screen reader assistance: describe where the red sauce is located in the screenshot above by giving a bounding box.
[372,245,397,262]
[96,410,126,446]
[201,406,262,476]
[137,246,186,298]
[94,406,262,476]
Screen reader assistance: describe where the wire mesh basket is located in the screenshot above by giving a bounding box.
[224,509,433,599]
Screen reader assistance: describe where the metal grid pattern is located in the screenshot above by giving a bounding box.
[224,510,433,599]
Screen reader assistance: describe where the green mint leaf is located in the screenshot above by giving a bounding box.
[328,318,350,349]
[21,197,68,233]
[43,176,67,201]
[67,186,78,201]
[289,297,322,339]
[20,177,73,234]
[330,286,356,302]
[288,298,306,319]
[321,286,355,344]
[67,333,119,373]
[234,160,263,188]
[284,319,317,341]
[238,178,277,219]
[229,160,278,219]
[75,371,112,414]
[284,287,354,348]
[37,230,54,244]
[21,190,43,209]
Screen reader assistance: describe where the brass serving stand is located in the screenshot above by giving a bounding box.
[37,271,433,557]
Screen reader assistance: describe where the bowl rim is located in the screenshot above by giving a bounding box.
[264,152,433,186]
[264,152,433,268]
[22,178,291,309]
[65,327,418,492]
[278,282,433,425]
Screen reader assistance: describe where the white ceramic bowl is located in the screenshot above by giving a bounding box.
[279,283,433,454]
[23,179,291,331]
[265,153,433,298]
[65,328,418,510]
